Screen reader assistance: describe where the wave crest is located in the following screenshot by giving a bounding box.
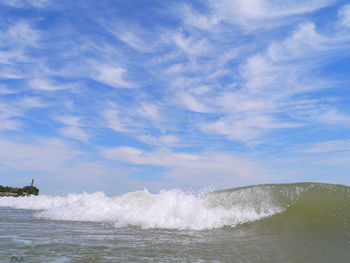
[1,183,348,230]
[0,188,280,230]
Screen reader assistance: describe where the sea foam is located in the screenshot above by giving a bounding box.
[0,188,282,230]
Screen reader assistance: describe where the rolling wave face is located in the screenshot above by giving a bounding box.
[261,183,350,233]
[0,183,349,231]
[249,183,350,261]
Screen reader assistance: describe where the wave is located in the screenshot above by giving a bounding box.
[0,183,349,231]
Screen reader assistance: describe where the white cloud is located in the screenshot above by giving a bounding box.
[195,20,350,143]
[201,117,261,142]
[101,107,129,132]
[338,5,350,27]
[297,140,350,153]
[207,0,338,30]
[92,64,136,88]
[180,4,220,31]
[137,134,180,146]
[29,79,70,91]
[2,0,49,8]
[290,107,350,125]
[201,114,300,143]
[0,137,137,191]
[146,4,349,145]
[0,21,40,66]
[5,21,40,46]
[266,23,326,62]
[240,23,330,93]
[100,102,167,135]
[0,69,26,79]
[0,102,21,119]
[0,49,27,64]
[53,115,90,143]
[0,85,18,95]
[0,138,81,171]
[172,32,211,57]
[117,30,152,52]
[1,0,349,191]
[53,115,82,127]
[316,109,350,124]
[0,119,21,131]
[101,146,265,187]
[137,103,161,122]
[96,17,156,52]
[44,3,350,147]
[60,126,90,143]
[16,96,46,108]
[179,93,212,113]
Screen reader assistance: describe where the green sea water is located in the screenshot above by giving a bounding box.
[0,183,349,262]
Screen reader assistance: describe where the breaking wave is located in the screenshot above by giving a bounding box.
[0,183,349,231]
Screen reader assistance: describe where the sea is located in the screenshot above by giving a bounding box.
[0,182,349,263]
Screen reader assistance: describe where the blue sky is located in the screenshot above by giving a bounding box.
[0,0,349,195]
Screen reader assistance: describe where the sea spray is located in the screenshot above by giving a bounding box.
[0,188,281,230]
[1,183,348,231]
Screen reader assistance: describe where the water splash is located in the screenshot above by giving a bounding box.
[0,188,281,230]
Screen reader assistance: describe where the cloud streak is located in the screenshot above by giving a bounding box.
[102,146,266,188]
[1,0,349,192]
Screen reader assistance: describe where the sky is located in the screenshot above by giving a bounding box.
[0,0,349,195]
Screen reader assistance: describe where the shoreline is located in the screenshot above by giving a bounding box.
[0,192,20,197]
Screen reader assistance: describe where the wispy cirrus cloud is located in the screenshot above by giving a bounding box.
[0,95,46,131]
[101,146,266,187]
[60,126,90,143]
[1,0,350,193]
[29,78,73,91]
[338,4,350,27]
[181,0,340,31]
[0,21,41,79]
[99,19,156,53]
[52,115,90,143]
[91,63,137,88]
[0,119,21,131]
[165,17,350,143]
[5,21,40,46]
[101,105,131,133]
[136,135,180,147]
[0,137,144,193]
[1,0,49,8]
[0,84,20,95]
[296,139,350,153]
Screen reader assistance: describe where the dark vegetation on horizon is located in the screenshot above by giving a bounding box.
[0,180,39,197]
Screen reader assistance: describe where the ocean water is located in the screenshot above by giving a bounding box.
[0,183,349,263]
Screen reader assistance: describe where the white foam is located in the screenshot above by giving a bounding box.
[0,189,281,230]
